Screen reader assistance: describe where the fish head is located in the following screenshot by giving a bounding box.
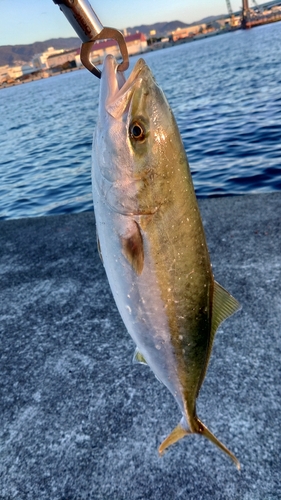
[93,55,187,215]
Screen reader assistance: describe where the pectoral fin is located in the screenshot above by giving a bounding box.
[120,221,144,275]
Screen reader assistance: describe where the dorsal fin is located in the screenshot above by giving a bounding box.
[198,281,240,394]
[211,281,240,339]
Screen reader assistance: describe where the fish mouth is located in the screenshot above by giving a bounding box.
[100,55,152,118]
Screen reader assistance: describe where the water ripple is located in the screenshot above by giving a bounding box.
[0,22,281,219]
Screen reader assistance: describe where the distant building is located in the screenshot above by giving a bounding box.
[0,65,10,83]
[217,16,240,27]
[47,48,80,69]
[0,33,148,85]
[32,47,65,70]
[172,25,206,40]
[75,32,148,68]
[5,65,23,80]
[121,32,148,55]
[21,64,37,75]
[0,62,42,83]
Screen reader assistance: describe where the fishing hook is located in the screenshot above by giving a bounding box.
[53,0,129,78]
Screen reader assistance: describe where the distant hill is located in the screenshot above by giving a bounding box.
[0,37,80,66]
[0,16,225,67]
[198,15,225,23]
[126,17,226,36]
[126,20,190,36]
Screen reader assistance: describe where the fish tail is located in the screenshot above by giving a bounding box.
[158,417,240,470]
[158,423,190,456]
[195,417,240,470]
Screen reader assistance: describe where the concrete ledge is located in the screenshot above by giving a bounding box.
[0,193,280,499]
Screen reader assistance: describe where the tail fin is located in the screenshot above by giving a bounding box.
[158,423,190,456]
[158,417,240,470]
[196,417,240,470]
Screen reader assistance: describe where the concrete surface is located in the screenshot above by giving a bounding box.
[0,193,280,500]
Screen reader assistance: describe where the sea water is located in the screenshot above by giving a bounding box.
[0,22,280,219]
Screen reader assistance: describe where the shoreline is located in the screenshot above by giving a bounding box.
[0,65,83,89]
[0,27,238,90]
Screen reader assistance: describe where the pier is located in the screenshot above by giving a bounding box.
[1,193,280,498]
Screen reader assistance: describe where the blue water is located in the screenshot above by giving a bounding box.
[0,22,281,219]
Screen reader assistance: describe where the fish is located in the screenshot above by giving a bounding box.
[92,55,240,469]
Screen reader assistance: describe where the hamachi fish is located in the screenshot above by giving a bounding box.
[92,55,240,468]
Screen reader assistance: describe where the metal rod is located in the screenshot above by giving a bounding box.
[53,0,103,42]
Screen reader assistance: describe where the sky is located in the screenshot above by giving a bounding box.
[0,0,244,46]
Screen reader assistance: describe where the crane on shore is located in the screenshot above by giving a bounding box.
[242,0,265,15]
[226,0,281,30]
[225,0,233,15]
[227,0,262,18]
[225,0,236,26]
[252,0,262,12]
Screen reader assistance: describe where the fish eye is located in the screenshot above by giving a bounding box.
[129,121,146,142]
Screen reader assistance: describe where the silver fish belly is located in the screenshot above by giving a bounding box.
[92,55,240,468]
